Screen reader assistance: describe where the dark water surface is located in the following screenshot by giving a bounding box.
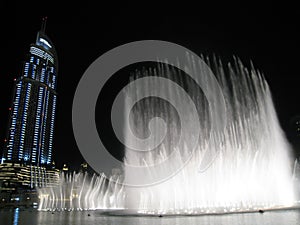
[0,208,299,225]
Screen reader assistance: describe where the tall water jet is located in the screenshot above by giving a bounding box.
[123,56,297,214]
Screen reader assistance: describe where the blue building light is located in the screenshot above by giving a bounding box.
[3,21,58,170]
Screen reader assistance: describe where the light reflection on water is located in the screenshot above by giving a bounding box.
[13,208,19,225]
[0,209,299,225]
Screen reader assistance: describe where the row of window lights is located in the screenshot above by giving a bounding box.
[19,84,31,158]
[30,47,54,64]
[33,89,44,147]
[40,92,49,153]
[6,88,56,161]
[8,82,22,156]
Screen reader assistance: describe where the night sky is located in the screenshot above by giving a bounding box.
[1,4,300,170]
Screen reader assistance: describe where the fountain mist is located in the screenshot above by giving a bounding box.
[123,57,297,214]
[38,56,297,214]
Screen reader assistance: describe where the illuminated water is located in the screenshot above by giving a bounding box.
[38,172,124,210]
[38,57,298,214]
[123,58,297,214]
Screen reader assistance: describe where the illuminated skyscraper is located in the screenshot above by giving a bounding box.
[2,18,58,167]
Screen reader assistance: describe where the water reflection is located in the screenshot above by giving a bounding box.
[13,208,19,225]
[0,208,299,225]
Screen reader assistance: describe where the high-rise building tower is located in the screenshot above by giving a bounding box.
[2,18,58,167]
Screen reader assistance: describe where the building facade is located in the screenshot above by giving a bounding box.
[0,162,60,190]
[0,19,59,195]
[2,19,58,167]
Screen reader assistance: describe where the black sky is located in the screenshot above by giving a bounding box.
[1,4,300,170]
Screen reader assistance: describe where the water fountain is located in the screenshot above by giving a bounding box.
[38,56,298,214]
[38,172,124,211]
